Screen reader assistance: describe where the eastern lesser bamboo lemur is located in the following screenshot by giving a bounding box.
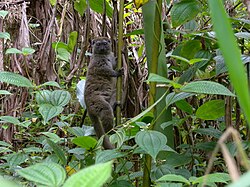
[84,37,122,149]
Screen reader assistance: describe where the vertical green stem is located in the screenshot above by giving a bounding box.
[142,0,162,187]
[116,0,124,126]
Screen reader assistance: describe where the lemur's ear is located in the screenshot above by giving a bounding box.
[90,38,95,46]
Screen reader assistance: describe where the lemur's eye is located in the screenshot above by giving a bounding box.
[103,41,108,45]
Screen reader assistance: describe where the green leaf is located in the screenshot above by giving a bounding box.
[192,172,230,185]
[89,0,113,18]
[72,136,97,150]
[6,153,28,167]
[0,177,19,187]
[57,48,70,62]
[0,10,8,18]
[21,47,35,56]
[175,100,193,114]
[208,0,250,124]
[5,48,22,54]
[68,31,78,53]
[228,171,250,187]
[39,104,64,124]
[50,90,71,106]
[42,132,61,143]
[52,42,68,50]
[181,81,235,96]
[36,90,52,105]
[46,139,67,165]
[0,90,11,95]
[0,71,33,87]
[196,100,225,120]
[0,32,10,40]
[165,92,194,108]
[74,0,87,16]
[195,142,217,151]
[125,29,144,36]
[40,81,61,88]
[157,174,190,185]
[95,150,125,164]
[63,161,112,187]
[67,31,78,53]
[135,130,167,160]
[194,127,222,139]
[181,40,202,60]
[18,162,66,186]
[164,152,192,167]
[171,0,200,27]
[0,116,20,125]
[148,73,181,88]
[50,0,57,6]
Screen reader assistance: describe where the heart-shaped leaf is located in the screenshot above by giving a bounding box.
[39,104,63,124]
[135,130,167,160]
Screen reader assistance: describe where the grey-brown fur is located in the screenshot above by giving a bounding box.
[84,37,121,149]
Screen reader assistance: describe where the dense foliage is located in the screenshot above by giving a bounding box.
[0,0,250,186]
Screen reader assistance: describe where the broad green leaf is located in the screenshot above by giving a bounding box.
[5,48,22,54]
[95,149,125,164]
[208,0,250,124]
[195,142,217,151]
[192,172,230,185]
[67,31,78,53]
[194,127,222,139]
[181,40,202,60]
[0,90,11,95]
[39,104,63,124]
[42,132,61,143]
[36,90,52,105]
[23,147,42,153]
[18,162,66,186]
[228,171,250,187]
[89,0,113,18]
[22,47,35,55]
[72,136,97,150]
[6,153,28,167]
[0,32,10,40]
[0,177,19,187]
[50,0,56,6]
[148,73,181,88]
[50,90,71,106]
[40,81,61,88]
[74,0,87,16]
[165,92,194,108]
[0,116,20,125]
[175,100,193,114]
[52,42,68,50]
[125,29,144,36]
[196,100,225,120]
[0,71,33,87]
[164,152,192,167]
[171,0,200,27]
[63,161,112,187]
[46,139,67,165]
[181,81,235,96]
[57,48,70,62]
[0,10,8,18]
[18,121,31,128]
[135,130,167,160]
[157,174,190,185]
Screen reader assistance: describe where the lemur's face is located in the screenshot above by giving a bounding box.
[92,37,111,55]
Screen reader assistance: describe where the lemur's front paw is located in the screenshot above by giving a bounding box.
[117,68,124,76]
